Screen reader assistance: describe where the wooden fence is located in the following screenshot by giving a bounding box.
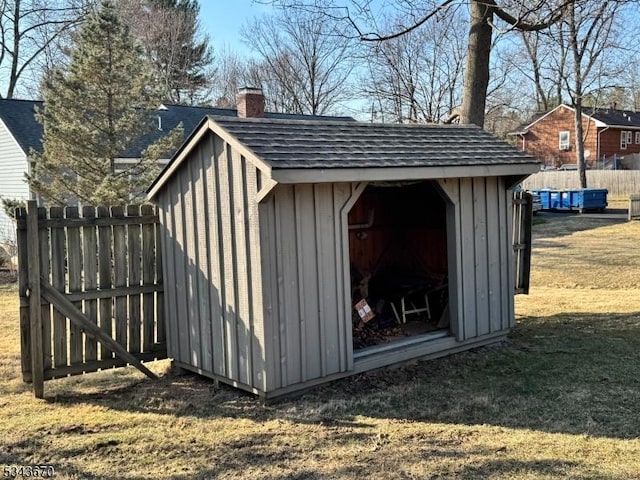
[513,191,533,295]
[629,195,640,221]
[17,201,166,398]
[522,171,640,197]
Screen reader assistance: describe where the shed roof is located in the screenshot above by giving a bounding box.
[212,116,538,169]
[148,115,540,198]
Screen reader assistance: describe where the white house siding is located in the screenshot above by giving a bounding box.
[0,120,30,243]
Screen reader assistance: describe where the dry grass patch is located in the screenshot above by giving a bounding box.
[530,216,640,289]
[2,214,640,479]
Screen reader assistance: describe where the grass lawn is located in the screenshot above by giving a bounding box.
[2,213,640,479]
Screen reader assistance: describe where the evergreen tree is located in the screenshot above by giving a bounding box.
[119,0,213,104]
[28,1,182,206]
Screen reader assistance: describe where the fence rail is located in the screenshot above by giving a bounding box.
[17,201,166,398]
[522,171,640,197]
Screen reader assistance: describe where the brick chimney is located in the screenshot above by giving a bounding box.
[237,87,265,118]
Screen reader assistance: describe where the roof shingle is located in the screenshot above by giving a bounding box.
[211,116,539,169]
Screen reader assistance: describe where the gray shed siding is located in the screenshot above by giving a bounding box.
[157,131,267,392]
[259,182,360,391]
[439,176,514,341]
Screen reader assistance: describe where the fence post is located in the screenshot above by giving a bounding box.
[26,200,44,398]
[628,194,640,221]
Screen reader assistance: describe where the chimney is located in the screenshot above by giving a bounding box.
[237,87,265,118]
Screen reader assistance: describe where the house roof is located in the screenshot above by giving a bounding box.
[122,104,355,158]
[587,108,640,128]
[148,115,540,198]
[0,98,355,158]
[0,99,43,153]
[511,104,640,135]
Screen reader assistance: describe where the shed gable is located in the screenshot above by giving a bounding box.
[156,130,267,391]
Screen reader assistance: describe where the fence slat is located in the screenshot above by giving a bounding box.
[17,207,31,383]
[112,206,128,350]
[97,206,113,359]
[156,214,165,344]
[38,208,52,372]
[66,207,84,364]
[142,204,156,352]
[127,205,142,354]
[82,206,98,361]
[50,207,67,368]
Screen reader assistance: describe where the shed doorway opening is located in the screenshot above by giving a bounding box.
[348,180,450,353]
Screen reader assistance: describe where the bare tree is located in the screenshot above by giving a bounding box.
[361,8,466,123]
[241,8,355,115]
[270,0,572,127]
[510,1,628,185]
[563,1,625,187]
[208,46,247,108]
[0,0,90,98]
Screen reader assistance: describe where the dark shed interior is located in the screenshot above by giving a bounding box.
[348,181,450,350]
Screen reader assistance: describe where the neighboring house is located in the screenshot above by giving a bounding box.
[510,104,640,169]
[147,101,539,398]
[0,90,353,242]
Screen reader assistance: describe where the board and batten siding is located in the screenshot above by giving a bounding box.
[157,131,267,392]
[0,120,30,242]
[438,176,514,341]
[259,182,361,392]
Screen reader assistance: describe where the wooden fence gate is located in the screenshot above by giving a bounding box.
[513,191,533,295]
[17,201,167,398]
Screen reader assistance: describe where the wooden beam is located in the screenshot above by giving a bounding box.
[271,164,540,184]
[39,281,158,380]
[16,214,159,230]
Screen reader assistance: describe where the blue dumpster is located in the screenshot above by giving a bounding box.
[528,188,607,212]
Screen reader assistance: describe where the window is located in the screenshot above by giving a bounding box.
[636,132,640,144]
[621,130,633,149]
[559,131,570,150]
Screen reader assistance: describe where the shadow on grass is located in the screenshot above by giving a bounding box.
[41,311,640,442]
[0,432,588,480]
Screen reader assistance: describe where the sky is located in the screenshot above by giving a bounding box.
[199,1,274,56]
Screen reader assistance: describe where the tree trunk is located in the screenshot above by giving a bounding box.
[574,100,588,188]
[460,0,493,127]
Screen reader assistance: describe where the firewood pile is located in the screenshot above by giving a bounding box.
[351,266,448,350]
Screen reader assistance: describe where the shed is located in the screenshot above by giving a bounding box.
[147,115,539,398]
